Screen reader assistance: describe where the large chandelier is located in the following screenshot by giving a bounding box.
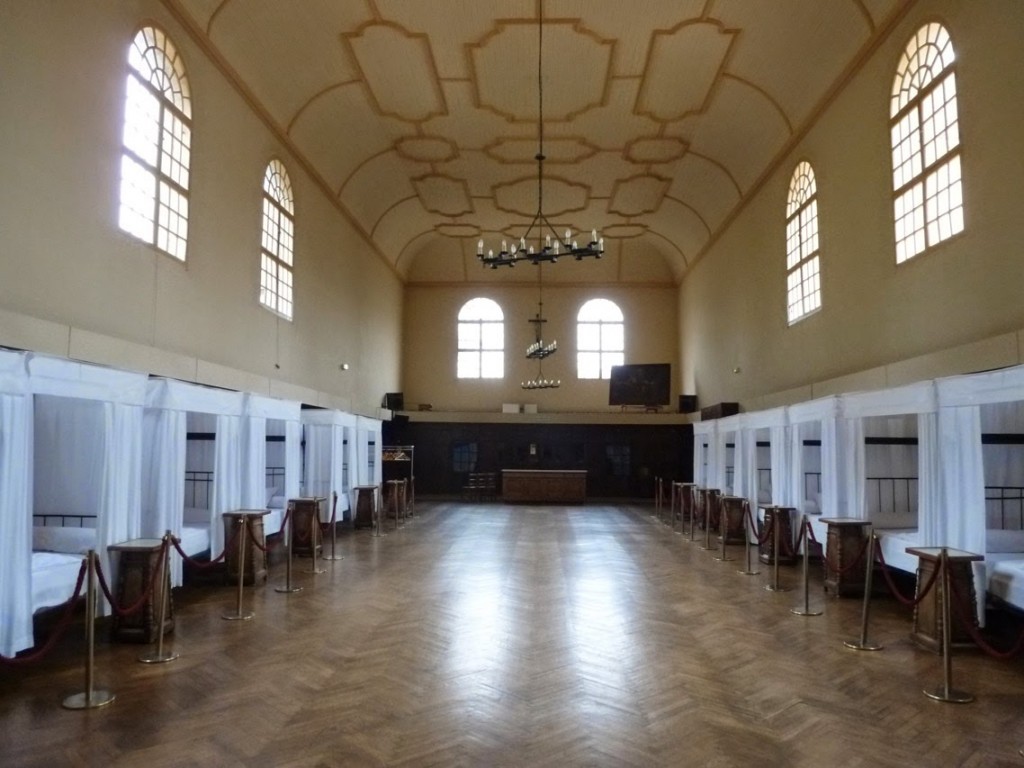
[522,265,560,390]
[477,2,604,269]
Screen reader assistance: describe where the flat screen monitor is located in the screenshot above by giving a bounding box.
[608,363,671,407]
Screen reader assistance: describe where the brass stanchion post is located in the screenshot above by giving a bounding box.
[275,504,302,594]
[700,492,715,551]
[323,491,344,561]
[139,534,179,663]
[652,477,660,519]
[714,499,734,562]
[63,551,115,709]
[765,510,790,592]
[792,516,822,616]
[372,486,386,538]
[688,487,696,542]
[923,548,974,703]
[738,502,760,576]
[306,500,327,574]
[223,516,254,621]
[844,530,882,650]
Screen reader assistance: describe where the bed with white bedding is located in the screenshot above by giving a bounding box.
[31,525,95,613]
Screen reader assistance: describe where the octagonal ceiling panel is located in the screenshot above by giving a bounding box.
[172,0,902,285]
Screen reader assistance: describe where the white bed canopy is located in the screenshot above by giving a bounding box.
[302,408,358,518]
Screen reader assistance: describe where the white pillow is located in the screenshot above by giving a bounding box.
[265,485,280,506]
[33,526,96,554]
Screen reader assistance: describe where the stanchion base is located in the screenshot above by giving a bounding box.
[738,569,761,576]
[699,545,715,551]
[274,585,303,593]
[923,686,974,703]
[714,555,735,562]
[765,584,792,592]
[791,608,823,616]
[138,650,179,664]
[306,566,327,575]
[62,690,115,710]
[843,640,883,651]
[222,611,254,621]
[321,555,345,561]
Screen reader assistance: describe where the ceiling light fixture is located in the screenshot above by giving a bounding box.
[477,1,604,269]
[522,264,560,390]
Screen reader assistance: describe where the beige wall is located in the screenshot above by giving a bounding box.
[679,0,1024,411]
[0,1,401,414]
[403,283,678,413]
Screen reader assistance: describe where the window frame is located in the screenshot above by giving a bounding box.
[890,22,963,264]
[259,159,296,321]
[457,298,504,379]
[118,25,192,261]
[785,160,821,325]
[576,298,625,380]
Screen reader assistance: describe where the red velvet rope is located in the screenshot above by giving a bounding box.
[94,539,169,618]
[247,519,270,553]
[947,569,1024,660]
[171,519,240,569]
[821,533,871,577]
[319,498,337,534]
[744,506,776,546]
[0,559,88,666]
[874,544,942,607]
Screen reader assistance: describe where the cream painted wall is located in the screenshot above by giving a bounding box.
[679,0,1024,411]
[0,1,401,415]
[403,283,678,413]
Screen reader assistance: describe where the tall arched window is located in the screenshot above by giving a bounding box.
[118,26,191,260]
[785,161,821,324]
[457,298,504,378]
[890,23,963,263]
[577,299,624,379]
[260,160,295,320]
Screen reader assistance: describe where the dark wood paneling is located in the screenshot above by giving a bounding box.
[383,420,693,498]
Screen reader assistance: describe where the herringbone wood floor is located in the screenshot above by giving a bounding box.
[4,503,1024,767]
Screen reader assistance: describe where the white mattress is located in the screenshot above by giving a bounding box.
[986,556,1024,609]
[875,528,921,574]
[32,551,85,613]
[179,523,210,556]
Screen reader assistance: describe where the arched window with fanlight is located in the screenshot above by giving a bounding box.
[260,160,295,320]
[577,299,624,379]
[890,22,964,263]
[785,161,821,324]
[118,26,192,260]
[457,298,504,378]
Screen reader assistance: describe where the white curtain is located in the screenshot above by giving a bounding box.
[692,429,707,486]
[344,424,358,514]
[769,424,791,506]
[739,426,759,505]
[0,388,33,656]
[285,419,302,504]
[304,423,333,499]
[211,414,242,554]
[142,407,186,586]
[839,417,865,520]
[240,414,267,511]
[917,412,942,547]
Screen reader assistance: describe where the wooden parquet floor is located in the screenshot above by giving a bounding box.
[4,503,1024,767]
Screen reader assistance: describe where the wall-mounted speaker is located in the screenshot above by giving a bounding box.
[679,394,698,414]
[383,392,404,411]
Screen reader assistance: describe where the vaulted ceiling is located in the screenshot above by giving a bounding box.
[171,0,908,285]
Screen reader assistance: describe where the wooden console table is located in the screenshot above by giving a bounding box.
[718,495,747,544]
[353,485,378,529]
[758,505,796,565]
[107,538,174,643]
[906,546,983,653]
[289,496,325,557]
[501,469,586,504]
[222,510,269,585]
[820,518,872,597]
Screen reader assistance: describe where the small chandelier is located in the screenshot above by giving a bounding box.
[477,1,604,269]
[522,265,560,390]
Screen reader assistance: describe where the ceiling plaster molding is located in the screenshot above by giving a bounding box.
[337,146,399,199]
[852,0,877,32]
[482,137,601,165]
[370,194,418,241]
[686,0,920,274]
[721,73,794,135]
[623,136,689,164]
[341,21,448,123]
[663,195,713,240]
[205,0,231,36]
[607,174,672,217]
[159,0,403,282]
[287,80,360,134]
[412,175,475,217]
[396,135,460,163]
[634,19,739,123]
[687,149,743,199]
[491,175,591,218]
[467,17,615,124]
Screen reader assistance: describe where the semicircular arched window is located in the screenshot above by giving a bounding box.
[890,22,963,263]
[457,298,504,379]
[577,298,624,379]
[785,161,821,324]
[118,26,192,260]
